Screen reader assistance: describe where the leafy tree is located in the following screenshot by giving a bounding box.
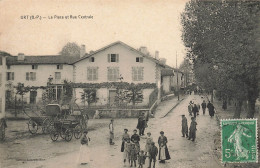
[81,89,98,107]
[59,42,80,58]
[181,0,260,118]
[16,83,30,111]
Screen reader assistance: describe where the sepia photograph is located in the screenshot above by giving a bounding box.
[0,0,259,167]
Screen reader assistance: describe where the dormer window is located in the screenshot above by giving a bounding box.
[90,57,95,62]
[108,54,119,63]
[136,57,143,63]
[32,65,38,69]
[57,64,63,69]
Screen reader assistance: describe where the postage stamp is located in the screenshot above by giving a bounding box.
[221,119,258,163]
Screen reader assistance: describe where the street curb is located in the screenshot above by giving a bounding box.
[161,98,185,118]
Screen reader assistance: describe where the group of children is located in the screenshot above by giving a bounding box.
[121,129,158,168]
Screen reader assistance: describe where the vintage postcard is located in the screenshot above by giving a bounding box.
[0,0,259,168]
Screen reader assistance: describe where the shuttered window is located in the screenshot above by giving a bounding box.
[87,67,98,81]
[6,72,14,80]
[107,67,119,81]
[108,54,119,63]
[55,72,61,80]
[132,67,144,81]
[136,57,143,63]
[26,72,36,81]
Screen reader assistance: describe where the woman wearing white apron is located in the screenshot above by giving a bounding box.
[78,130,90,165]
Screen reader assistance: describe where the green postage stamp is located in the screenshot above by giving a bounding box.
[221,119,258,163]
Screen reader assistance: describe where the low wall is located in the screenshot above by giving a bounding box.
[97,109,149,118]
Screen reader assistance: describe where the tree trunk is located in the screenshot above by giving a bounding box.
[247,97,256,118]
[233,100,242,119]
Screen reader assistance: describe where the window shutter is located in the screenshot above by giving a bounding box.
[116,54,119,62]
[26,72,29,81]
[141,67,144,80]
[108,54,111,62]
[94,68,98,80]
[87,68,91,80]
[33,72,36,81]
[140,57,143,63]
[107,68,111,81]
[12,72,14,80]
[116,68,119,80]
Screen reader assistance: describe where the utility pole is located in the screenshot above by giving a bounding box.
[176,52,179,101]
[1,55,7,119]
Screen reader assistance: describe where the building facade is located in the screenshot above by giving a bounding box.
[0,41,181,109]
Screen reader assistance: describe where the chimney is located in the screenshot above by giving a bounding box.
[139,46,148,55]
[80,45,86,58]
[17,53,25,61]
[159,58,166,64]
[155,51,159,60]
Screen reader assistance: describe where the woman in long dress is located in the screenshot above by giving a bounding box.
[158,131,171,163]
[78,130,90,165]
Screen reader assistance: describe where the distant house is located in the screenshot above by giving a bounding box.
[161,64,184,94]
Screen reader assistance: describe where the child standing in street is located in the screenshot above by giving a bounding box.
[148,142,158,168]
[109,119,114,145]
[138,150,146,168]
[129,143,138,167]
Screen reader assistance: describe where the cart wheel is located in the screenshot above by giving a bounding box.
[74,125,82,139]
[60,128,66,139]
[50,131,59,141]
[65,129,73,142]
[28,119,38,134]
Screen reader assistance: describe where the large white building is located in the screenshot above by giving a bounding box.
[0,41,181,108]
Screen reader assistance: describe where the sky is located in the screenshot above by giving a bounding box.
[0,0,189,68]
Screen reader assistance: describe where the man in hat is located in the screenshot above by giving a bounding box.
[181,115,188,138]
[188,117,197,141]
[158,131,170,163]
[148,142,158,168]
[137,114,146,136]
[201,100,207,115]
[109,119,114,145]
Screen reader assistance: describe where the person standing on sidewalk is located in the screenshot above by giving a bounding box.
[137,115,146,136]
[207,101,215,117]
[188,101,193,116]
[201,100,207,115]
[148,142,158,168]
[158,131,171,163]
[181,115,188,138]
[192,104,199,118]
[109,119,115,145]
[188,117,197,141]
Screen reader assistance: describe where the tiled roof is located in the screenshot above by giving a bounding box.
[3,55,78,65]
[72,41,166,67]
